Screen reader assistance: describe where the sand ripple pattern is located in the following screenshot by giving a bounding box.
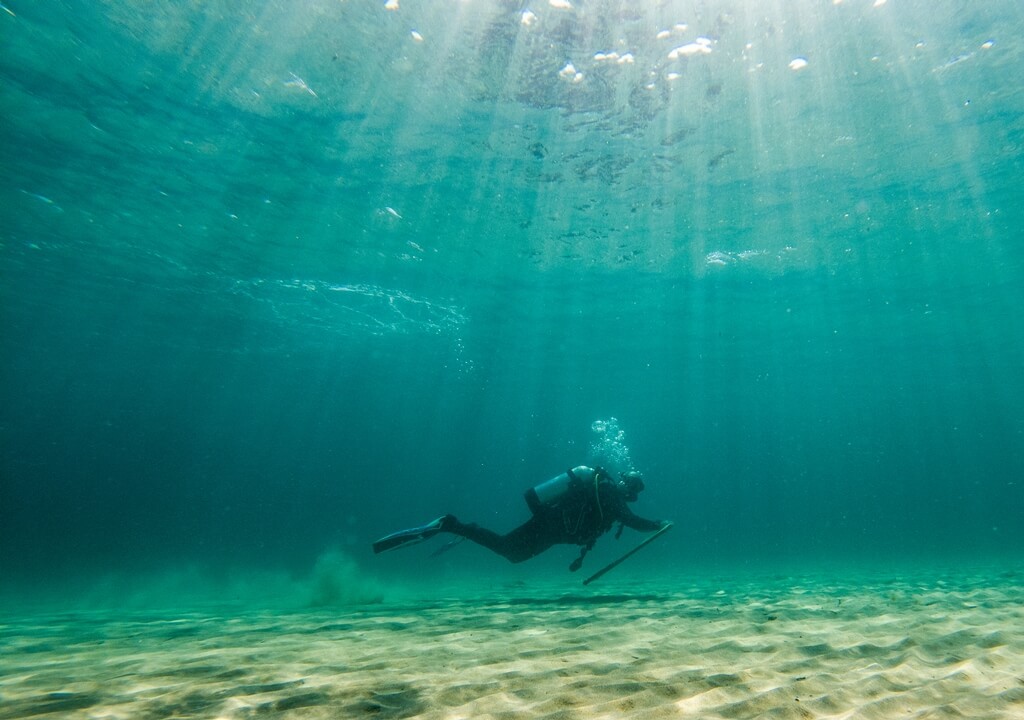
[1,572,1022,719]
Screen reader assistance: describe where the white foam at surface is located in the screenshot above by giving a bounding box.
[669,42,712,59]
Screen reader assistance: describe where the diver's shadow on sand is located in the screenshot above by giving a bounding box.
[498,593,670,606]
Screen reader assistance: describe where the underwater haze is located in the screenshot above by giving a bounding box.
[2,0,1024,605]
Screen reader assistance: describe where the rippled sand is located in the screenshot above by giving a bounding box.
[1,571,1022,719]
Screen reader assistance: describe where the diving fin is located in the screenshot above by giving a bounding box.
[430,536,466,557]
[372,516,448,554]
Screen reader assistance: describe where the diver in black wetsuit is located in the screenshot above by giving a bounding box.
[373,466,668,572]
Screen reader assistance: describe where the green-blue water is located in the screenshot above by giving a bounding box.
[2,0,1023,604]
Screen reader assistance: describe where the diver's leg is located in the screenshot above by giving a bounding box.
[445,515,552,563]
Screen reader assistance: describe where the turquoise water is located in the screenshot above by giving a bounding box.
[1,0,1023,604]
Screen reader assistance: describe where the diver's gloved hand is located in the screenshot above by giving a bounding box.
[659,520,674,530]
[569,557,583,572]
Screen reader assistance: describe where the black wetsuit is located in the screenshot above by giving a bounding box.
[444,467,662,565]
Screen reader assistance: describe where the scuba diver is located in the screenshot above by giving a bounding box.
[373,466,669,572]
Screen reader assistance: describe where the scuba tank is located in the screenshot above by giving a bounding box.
[524,466,596,514]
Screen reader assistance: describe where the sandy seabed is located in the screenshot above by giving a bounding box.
[1,570,1023,720]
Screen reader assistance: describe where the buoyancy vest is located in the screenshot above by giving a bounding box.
[524,466,591,513]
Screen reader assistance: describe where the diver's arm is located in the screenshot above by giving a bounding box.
[617,505,664,533]
[598,479,668,533]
